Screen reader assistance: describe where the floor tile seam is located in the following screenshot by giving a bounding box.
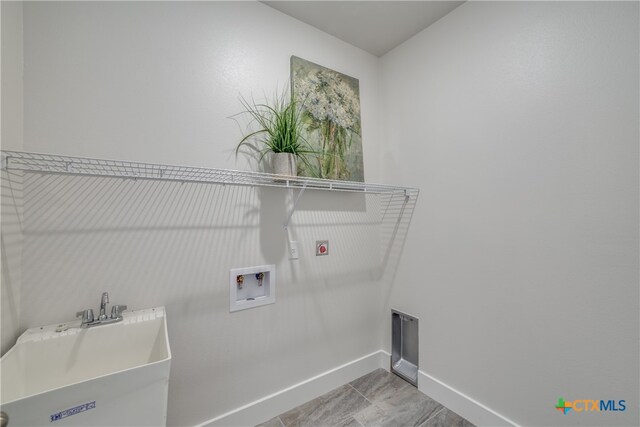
[350,416,364,427]
[299,385,370,426]
[416,405,447,427]
[347,383,375,407]
[306,386,344,420]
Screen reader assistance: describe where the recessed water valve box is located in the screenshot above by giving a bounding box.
[229,265,275,312]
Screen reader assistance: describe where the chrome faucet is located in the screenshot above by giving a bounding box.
[76,292,127,328]
[99,292,109,320]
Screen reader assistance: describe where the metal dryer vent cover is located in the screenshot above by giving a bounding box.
[391,309,419,387]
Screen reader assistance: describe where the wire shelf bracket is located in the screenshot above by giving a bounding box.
[283,182,308,232]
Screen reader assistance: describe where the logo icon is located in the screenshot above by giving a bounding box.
[555,397,626,414]
[555,398,572,414]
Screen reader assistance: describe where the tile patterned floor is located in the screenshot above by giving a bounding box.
[256,369,475,427]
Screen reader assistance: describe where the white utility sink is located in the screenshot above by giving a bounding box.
[0,307,171,426]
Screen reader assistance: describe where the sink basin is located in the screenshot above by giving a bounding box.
[0,307,171,426]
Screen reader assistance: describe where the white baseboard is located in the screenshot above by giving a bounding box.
[197,350,388,427]
[418,370,520,427]
[195,350,518,427]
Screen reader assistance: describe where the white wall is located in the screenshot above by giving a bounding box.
[1,0,22,152]
[19,2,391,426]
[1,0,24,354]
[380,2,639,426]
[22,1,382,175]
[10,2,639,426]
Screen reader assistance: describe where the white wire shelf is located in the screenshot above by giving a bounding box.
[1,150,419,197]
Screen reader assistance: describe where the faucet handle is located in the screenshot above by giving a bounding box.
[110,305,127,319]
[76,309,94,324]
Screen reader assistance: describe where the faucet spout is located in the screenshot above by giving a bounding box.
[99,292,109,320]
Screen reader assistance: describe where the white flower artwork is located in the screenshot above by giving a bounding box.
[291,56,364,181]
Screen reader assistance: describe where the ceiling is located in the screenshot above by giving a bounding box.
[262,1,465,57]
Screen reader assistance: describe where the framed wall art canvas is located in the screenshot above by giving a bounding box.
[291,56,364,182]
